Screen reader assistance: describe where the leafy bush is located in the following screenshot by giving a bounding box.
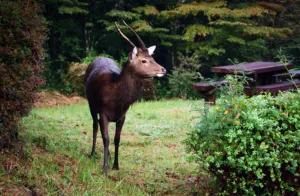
[141,79,156,100]
[0,0,46,148]
[65,63,88,96]
[169,53,201,99]
[185,75,300,195]
[153,79,172,100]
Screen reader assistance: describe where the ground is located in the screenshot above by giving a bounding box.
[33,91,86,108]
[0,92,214,195]
[1,92,86,195]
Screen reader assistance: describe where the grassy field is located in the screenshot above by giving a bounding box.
[1,100,213,195]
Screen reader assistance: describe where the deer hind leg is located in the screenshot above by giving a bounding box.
[90,111,98,156]
[113,116,125,170]
[99,114,110,175]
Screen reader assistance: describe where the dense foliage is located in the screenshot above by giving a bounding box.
[64,63,88,96]
[277,0,300,65]
[186,76,300,194]
[0,0,46,148]
[169,53,201,99]
[41,0,299,97]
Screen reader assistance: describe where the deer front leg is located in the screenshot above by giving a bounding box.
[99,114,109,175]
[113,117,125,170]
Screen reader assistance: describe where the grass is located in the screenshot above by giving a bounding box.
[1,99,214,195]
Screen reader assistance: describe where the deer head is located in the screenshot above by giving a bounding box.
[115,21,166,78]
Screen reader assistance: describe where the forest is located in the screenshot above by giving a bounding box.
[43,0,299,96]
[2,0,300,97]
[1,0,300,195]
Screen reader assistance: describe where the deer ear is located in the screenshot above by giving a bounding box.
[147,45,156,56]
[131,47,138,59]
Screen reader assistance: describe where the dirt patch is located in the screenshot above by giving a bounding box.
[33,91,86,108]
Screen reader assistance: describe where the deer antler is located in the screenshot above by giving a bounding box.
[122,20,146,49]
[115,22,136,47]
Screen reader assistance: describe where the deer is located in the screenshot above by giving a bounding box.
[84,21,166,175]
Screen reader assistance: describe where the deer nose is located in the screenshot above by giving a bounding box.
[156,67,166,77]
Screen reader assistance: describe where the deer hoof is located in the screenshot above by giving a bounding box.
[103,165,109,175]
[89,152,98,158]
[112,164,119,170]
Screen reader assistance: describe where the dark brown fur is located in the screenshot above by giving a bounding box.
[85,48,165,174]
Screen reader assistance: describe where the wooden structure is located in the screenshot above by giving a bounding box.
[193,62,299,104]
[290,70,300,79]
[256,80,300,94]
[192,81,228,104]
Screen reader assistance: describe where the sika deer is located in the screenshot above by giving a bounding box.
[85,21,166,175]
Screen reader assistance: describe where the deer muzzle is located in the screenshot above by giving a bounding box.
[156,67,166,77]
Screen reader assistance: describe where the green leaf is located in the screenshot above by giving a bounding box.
[227,36,246,45]
[105,10,141,20]
[183,25,215,42]
[259,142,269,149]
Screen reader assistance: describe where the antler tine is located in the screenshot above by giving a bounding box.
[115,22,136,48]
[122,20,146,49]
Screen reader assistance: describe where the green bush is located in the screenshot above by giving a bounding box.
[0,0,46,148]
[169,53,201,99]
[64,63,88,96]
[153,79,172,100]
[185,75,300,195]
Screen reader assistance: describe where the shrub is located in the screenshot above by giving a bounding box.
[185,75,300,195]
[153,79,172,100]
[169,53,201,99]
[65,63,88,96]
[0,0,46,148]
[141,79,156,100]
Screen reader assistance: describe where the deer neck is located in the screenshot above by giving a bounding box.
[117,66,143,105]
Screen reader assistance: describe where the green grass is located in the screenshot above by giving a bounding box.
[14,99,212,195]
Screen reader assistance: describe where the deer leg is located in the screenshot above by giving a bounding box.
[99,114,109,175]
[99,119,111,160]
[90,111,98,156]
[113,117,125,170]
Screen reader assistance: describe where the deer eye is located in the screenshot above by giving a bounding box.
[142,60,147,64]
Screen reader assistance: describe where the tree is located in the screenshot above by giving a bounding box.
[42,0,88,92]
[276,0,300,64]
[41,0,298,95]
[98,1,294,76]
[158,1,292,66]
[0,0,46,148]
